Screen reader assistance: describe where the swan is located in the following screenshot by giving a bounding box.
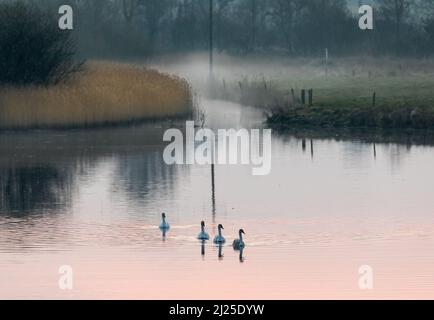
[213,224,226,244]
[159,212,170,230]
[232,229,245,250]
[197,221,210,240]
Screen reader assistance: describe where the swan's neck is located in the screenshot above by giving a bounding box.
[239,232,243,241]
[218,228,222,237]
[162,217,166,224]
[201,225,205,232]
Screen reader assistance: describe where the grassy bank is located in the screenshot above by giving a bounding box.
[206,55,434,130]
[0,62,192,129]
[267,104,434,130]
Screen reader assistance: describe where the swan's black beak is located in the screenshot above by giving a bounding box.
[241,229,245,234]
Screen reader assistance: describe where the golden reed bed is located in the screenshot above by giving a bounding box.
[0,62,192,129]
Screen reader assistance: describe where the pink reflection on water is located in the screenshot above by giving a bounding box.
[1,216,434,300]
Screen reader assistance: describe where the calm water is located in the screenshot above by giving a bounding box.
[1,99,434,299]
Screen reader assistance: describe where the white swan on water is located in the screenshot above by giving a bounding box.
[159,212,170,230]
[213,224,226,244]
[197,221,210,240]
[232,229,246,250]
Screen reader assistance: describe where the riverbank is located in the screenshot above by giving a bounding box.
[264,59,434,130]
[190,55,434,130]
[266,104,434,130]
[0,62,192,130]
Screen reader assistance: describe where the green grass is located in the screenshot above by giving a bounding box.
[216,56,434,129]
[274,74,434,111]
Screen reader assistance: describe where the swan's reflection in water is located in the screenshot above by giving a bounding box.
[199,242,245,263]
[238,248,245,263]
[218,244,224,260]
[161,229,168,242]
[201,241,206,258]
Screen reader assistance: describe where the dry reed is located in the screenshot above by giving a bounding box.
[0,61,192,129]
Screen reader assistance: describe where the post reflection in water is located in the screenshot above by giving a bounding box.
[211,163,216,221]
[310,139,314,159]
[302,138,306,152]
[211,136,217,223]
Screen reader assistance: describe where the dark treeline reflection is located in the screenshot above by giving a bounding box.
[273,126,434,147]
[113,151,181,204]
[0,165,74,216]
[0,125,184,217]
[34,0,434,57]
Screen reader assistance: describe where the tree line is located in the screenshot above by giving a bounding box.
[14,0,434,57]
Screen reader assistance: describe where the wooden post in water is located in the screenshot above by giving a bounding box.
[291,88,295,103]
[301,89,306,105]
[308,89,313,106]
[302,139,307,152]
[373,143,377,159]
[372,91,376,107]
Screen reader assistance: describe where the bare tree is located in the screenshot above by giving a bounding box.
[379,0,411,49]
[138,0,173,54]
[122,0,140,25]
[0,2,82,86]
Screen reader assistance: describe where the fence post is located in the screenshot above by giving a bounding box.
[308,89,313,106]
[301,89,306,105]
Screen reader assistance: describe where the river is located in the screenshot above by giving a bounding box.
[1,82,434,299]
